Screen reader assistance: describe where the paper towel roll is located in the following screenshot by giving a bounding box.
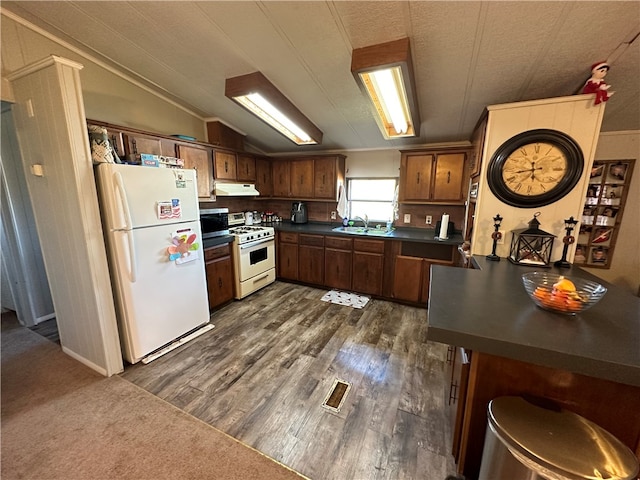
[438,214,449,239]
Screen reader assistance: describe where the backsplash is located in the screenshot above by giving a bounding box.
[201,198,464,232]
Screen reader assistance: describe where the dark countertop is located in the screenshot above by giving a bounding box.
[203,235,234,249]
[427,256,640,387]
[271,221,465,246]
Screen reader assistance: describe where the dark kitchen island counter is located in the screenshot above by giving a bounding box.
[427,256,640,479]
[428,256,640,386]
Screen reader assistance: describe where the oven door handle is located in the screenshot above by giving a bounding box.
[239,238,274,250]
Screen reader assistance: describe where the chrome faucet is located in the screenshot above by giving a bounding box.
[354,214,369,229]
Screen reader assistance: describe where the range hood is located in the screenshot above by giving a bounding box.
[214,182,260,196]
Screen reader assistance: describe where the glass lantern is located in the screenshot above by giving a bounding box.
[508,213,556,267]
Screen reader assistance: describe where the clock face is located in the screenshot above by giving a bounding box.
[501,142,568,196]
[487,129,584,208]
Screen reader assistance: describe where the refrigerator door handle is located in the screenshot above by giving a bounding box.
[114,171,133,230]
[127,229,138,283]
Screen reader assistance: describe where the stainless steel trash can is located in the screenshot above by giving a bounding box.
[478,396,639,480]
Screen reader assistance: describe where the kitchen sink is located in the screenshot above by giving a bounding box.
[331,226,394,236]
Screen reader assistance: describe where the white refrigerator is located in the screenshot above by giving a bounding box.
[95,163,210,364]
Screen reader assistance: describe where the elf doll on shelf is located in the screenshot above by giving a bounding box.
[582,61,615,105]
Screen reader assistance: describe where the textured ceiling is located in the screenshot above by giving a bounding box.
[2,1,639,155]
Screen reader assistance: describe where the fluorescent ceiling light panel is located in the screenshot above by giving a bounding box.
[351,38,420,139]
[225,72,322,146]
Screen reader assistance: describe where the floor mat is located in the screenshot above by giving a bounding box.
[320,290,370,309]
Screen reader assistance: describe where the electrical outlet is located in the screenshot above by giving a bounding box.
[426,215,432,225]
[497,230,505,244]
[404,213,411,223]
[330,211,337,220]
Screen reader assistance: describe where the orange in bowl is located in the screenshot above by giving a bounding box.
[522,272,607,315]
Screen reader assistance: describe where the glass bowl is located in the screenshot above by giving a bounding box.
[521,272,607,315]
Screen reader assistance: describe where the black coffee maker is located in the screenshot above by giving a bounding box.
[291,202,308,224]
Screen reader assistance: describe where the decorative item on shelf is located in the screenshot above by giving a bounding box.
[509,212,556,267]
[554,216,579,268]
[581,61,614,105]
[486,213,503,261]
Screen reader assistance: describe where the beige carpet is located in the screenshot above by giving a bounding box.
[1,315,307,480]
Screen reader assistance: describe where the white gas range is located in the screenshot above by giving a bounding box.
[228,213,276,299]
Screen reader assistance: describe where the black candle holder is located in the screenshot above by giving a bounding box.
[486,214,503,261]
[554,216,579,268]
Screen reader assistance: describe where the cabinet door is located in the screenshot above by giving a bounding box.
[401,153,433,201]
[299,245,324,285]
[314,157,336,199]
[352,251,384,296]
[279,242,298,280]
[177,144,213,199]
[272,160,291,197]
[236,154,256,182]
[290,159,314,198]
[393,255,423,302]
[433,153,466,201]
[124,133,163,156]
[205,253,234,310]
[325,248,352,290]
[255,157,273,197]
[214,151,237,180]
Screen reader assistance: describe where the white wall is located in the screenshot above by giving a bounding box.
[584,131,640,294]
[1,11,205,141]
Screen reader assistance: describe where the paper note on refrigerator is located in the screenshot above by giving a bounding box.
[167,228,200,264]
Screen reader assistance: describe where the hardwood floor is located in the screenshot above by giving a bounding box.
[122,281,458,480]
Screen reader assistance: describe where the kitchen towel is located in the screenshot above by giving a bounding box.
[392,185,399,220]
[337,184,347,219]
[321,290,369,309]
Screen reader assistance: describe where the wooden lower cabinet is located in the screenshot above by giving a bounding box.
[453,352,640,479]
[393,256,453,304]
[278,232,298,280]
[324,236,353,290]
[298,234,324,285]
[352,239,384,296]
[204,243,234,310]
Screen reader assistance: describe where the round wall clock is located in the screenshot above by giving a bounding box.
[486,129,584,208]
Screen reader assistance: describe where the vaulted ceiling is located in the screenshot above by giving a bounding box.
[3,1,639,155]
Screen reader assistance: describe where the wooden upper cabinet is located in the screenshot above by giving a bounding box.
[314,155,345,200]
[290,158,314,198]
[255,157,273,197]
[401,153,434,201]
[433,153,467,201]
[272,160,291,197]
[124,133,177,158]
[400,150,468,203]
[177,144,213,199]
[236,153,256,182]
[214,150,237,180]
